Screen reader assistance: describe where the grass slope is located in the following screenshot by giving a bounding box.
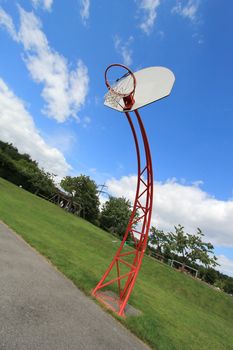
[0,177,233,350]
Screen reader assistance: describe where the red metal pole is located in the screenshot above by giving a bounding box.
[118,110,153,315]
[92,109,153,317]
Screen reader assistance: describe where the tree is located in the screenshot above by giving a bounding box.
[170,225,188,261]
[0,150,26,186]
[0,140,56,197]
[60,175,100,224]
[100,196,132,238]
[214,279,225,290]
[199,267,218,285]
[187,228,218,268]
[17,159,56,196]
[148,227,172,256]
[223,278,233,294]
[0,141,34,163]
[170,225,219,269]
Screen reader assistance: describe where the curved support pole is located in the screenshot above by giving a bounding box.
[92,109,153,317]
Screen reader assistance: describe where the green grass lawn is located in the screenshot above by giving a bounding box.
[0,177,233,350]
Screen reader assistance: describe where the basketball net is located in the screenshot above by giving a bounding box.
[104,64,136,110]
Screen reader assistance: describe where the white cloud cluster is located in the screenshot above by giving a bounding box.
[106,175,233,275]
[80,0,90,25]
[31,0,53,11]
[114,35,134,66]
[106,175,233,248]
[172,0,199,22]
[0,78,71,179]
[136,0,160,35]
[0,6,89,123]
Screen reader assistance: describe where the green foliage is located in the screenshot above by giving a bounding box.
[186,228,218,267]
[148,225,227,288]
[17,159,56,196]
[1,177,233,350]
[100,196,132,238]
[149,225,218,269]
[199,267,218,284]
[149,226,171,256]
[0,140,56,197]
[223,278,233,294]
[60,175,100,224]
[0,140,34,163]
[214,279,226,290]
[170,225,188,259]
[169,225,218,268]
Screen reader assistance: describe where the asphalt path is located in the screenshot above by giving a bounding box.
[0,222,150,350]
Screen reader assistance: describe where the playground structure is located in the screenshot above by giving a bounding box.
[92,64,175,316]
[47,191,81,215]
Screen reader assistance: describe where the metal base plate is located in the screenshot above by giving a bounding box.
[95,290,142,317]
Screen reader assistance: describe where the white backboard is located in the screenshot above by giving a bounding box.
[104,66,175,112]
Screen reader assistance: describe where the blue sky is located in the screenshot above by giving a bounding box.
[0,0,233,276]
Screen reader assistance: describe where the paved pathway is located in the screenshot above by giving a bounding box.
[0,222,149,350]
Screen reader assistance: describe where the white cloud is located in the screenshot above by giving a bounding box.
[114,35,134,66]
[106,175,233,248]
[136,0,160,35]
[172,0,199,22]
[0,6,89,123]
[83,116,91,128]
[80,0,90,25]
[217,255,233,277]
[31,0,53,11]
[0,7,18,40]
[192,32,204,45]
[0,78,71,179]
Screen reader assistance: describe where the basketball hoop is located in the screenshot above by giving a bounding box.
[93,63,175,317]
[104,64,136,110]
